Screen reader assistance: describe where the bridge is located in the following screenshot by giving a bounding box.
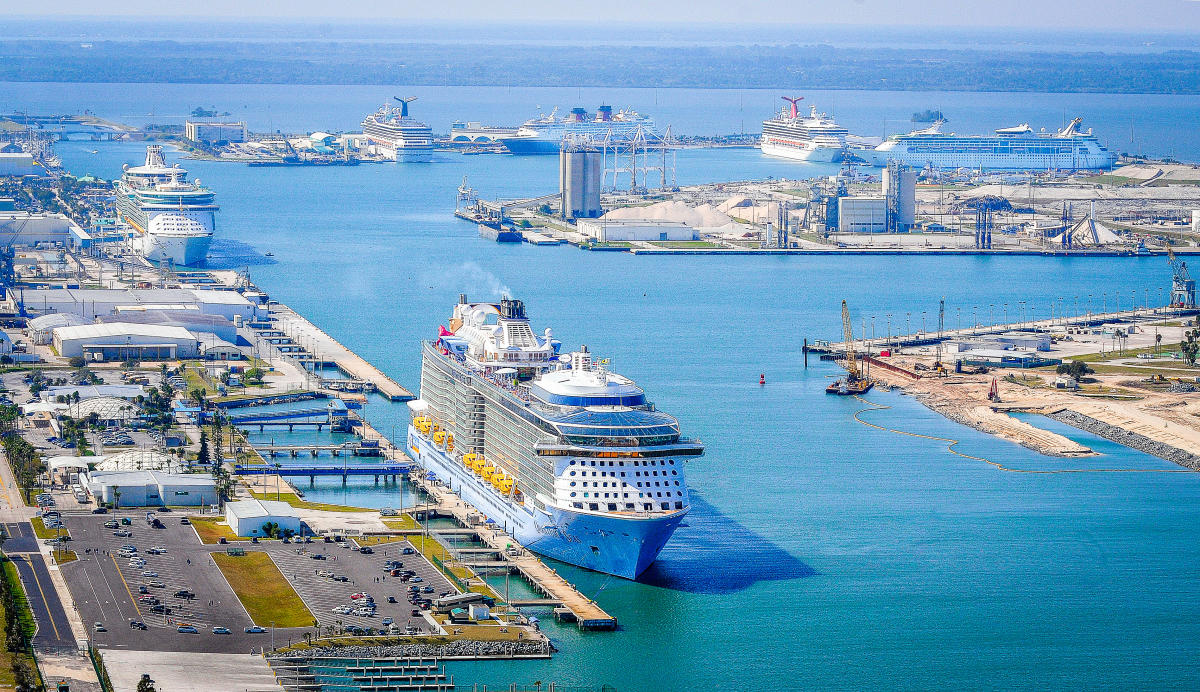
[227,401,351,431]
[234,462,411,482]
[257,444,382,458]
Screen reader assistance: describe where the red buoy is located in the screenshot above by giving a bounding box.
[759,373,766,385]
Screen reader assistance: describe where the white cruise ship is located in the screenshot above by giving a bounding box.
[408,296,702,579]
[362,97,434,162]
[860,117,1116,171]
[114,146,216,266]
[498,106,657,154]
[761,97,849,162]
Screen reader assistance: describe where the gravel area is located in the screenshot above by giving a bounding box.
[1048,409,1200,470]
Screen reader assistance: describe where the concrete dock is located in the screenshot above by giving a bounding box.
[268,302,414,401]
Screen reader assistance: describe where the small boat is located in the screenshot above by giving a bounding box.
[264,252,275,257]
[825,377,873,395]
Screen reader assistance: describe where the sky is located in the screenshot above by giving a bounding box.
[20,0,1200,31]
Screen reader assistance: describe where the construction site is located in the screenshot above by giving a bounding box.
[818,252,1200,468]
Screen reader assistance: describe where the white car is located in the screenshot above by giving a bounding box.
[332,606,353,615]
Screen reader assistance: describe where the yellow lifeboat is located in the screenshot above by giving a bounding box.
[470,456,486,472]
[433,430,446,445]
[463,452,478,467]
[413,416,431,434]
[490,471,506,489]
[498,478,515,494]
[481,465,496,481]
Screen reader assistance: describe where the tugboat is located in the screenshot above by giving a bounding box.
[826,299,874,395]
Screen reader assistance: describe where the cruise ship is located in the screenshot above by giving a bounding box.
[859,117,1116,171]
[761,97,849,162]
[114,145,216,266]
[498,106,657,155]
[361,97,434,162]
[408,296,702,579]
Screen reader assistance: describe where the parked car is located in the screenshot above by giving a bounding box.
[359,546,374,555]
[173,590,195,600]
[244,626,267,634]
[129,620,147,630]
[91,507,108,514]
[177,625,198,634]
[93,622,106,632]
[212,627,231,635]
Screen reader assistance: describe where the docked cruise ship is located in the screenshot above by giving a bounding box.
[859,117,1116,171]
[761,97,849,162]
[497,106,657,154]
[114,145,216,266]
[408,297,702,579]
[361,97,434,162]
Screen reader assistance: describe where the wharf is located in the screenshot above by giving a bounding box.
[521,230,565,245]
[268,302,414,401]
[358,410,617,629]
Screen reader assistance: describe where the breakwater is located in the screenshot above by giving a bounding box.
[1048,409,1200,470]
[276,639,553,660]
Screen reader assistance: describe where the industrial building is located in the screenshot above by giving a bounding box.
[52,323,201,360]
[41,384,145,402]
[576,219,697,243]
[956,349,1061,369]
[810,162,917,235]
[84,470,217,507]
[883,162,917,233]
[27,313,93,345]
[0,212,92,249]
[184,121,247,144]
[837,197,888,234]
[0,153,38,177]
[97,309,238,342]
[224,498,301,537]
[560,140,602,220]
[14,287,262,321]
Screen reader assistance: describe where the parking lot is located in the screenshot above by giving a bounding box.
[59,512,457,653]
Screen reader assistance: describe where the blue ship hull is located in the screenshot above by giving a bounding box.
[408,426,686,579]
[498,137,561,155]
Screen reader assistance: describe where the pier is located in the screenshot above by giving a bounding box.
[257,301,415,401]
[405,471,618,631]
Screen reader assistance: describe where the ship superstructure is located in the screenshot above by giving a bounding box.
[861,117,1116,171]
[498,106,657,155]
[114,145,216,266]
[761,97,850,162]
[362,97,434,162]
[408,296,702,579]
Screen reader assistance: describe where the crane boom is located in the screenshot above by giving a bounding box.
[841,300,860,381]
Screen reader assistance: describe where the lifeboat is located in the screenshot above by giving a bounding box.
[433,430,446,445]
[481,465,496,481]
[462,452,478,467]
[470,456,487,472]
[490,471,506,489]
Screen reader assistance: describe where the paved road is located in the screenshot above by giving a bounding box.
[8,552,77,653]
[3,521,39,553]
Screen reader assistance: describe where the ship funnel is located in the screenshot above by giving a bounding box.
[571,348,592,372]
[458,293,467,305]
[782,96,804,119]
[499,297,527,320]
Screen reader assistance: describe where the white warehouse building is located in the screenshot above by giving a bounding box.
[15,287,263,322]
[85,470,217,507]
[52,323,201,361]
[225,498,302,537]
[576,219,697,243]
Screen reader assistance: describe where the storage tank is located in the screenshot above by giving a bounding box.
[559,140,602,220]
[883,162,917,232]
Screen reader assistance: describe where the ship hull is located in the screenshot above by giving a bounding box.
[409,426,685,579]
[864,146,1115,171]
[497,137,562,155]
[761,139,844,163]
[132,232,213,266]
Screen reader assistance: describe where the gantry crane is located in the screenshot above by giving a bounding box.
[1168,247,1196,308]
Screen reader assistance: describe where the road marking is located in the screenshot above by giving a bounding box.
[21,556,61,641]
[110,554,142,618]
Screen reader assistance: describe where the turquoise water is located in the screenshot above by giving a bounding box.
[45,93,1200,688]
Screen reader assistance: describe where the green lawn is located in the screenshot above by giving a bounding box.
[30,518,68,541]
[211,551,315,628]
[248,490,374,513]
[189,517,245,544]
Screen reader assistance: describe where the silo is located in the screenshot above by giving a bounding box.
[559,140,602,220]
[883,162,917,232]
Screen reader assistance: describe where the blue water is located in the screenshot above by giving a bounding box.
[7,82,1200,160]
[42,88,1200,689]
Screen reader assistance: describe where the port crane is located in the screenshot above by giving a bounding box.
[393,96,418,118]
[934,298,947,376]
[1167,247,1196,308]
[827,300,873,395]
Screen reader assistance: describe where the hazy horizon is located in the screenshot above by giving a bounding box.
[12,0,1200,32]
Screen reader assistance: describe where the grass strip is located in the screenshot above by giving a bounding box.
[30,517,68,541]
[248,490,373,513]
[211,551,315,628]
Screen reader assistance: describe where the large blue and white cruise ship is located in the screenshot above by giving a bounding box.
[407,296,701,579]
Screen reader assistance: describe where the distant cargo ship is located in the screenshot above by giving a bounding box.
[760,97,849,163]
[498,106,657,155]
[362,97,434,162]
[857,118,1116,171]
[114,145,215,266]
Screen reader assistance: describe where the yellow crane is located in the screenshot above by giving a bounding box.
[828,300,873,395]
[841,299,861,382]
